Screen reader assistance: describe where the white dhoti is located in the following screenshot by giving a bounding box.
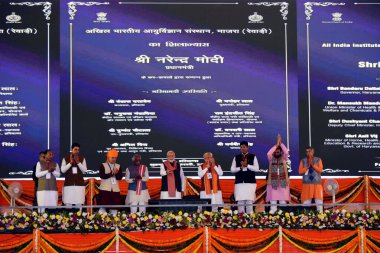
[126,190,150,204]
[200,190,224,211]
[126,189,150,214]
[234,183,256,213]
[62,186,85,205]
[37,190,58,212]
[234,183,256,201]
[160,191,182,199]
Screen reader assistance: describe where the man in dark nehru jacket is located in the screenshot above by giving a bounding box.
[230,141,259,213]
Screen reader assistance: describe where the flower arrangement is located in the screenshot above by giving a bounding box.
[0,209,379,233]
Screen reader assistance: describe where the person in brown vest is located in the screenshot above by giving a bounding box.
[36,149,60,212]
[160,150,185,199]
[98,149,123,215]
[198,152,223,212]
[61,143,87,207]
[32,150,46,207]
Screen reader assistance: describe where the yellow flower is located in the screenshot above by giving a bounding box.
[33,224,38,228]
[17,213,22,218]
[84,224,89,229]
[132,214,137,219]
[88,215,93,220]
[346,213,351,218]
[56,215,60,220]
[276,215,280,219]
[269,215,273,220]
[302,222,306,227]
[144,216,148,221]
[374,215,378,220]
[122,220,127,225]
[285,212,290,218]
[114,217,119,222]
[197,218,202,222]
[233,216,238,220]
[25,217,30,222]
[178,211,183,216]
[155,222,160,226]
[94,225,99,230]
[8,226,14,230]
[77,211,82,216]
[171,214,175,219]
[250,213,256,218]
[154,215,159,220]
[187,217,191,221]
[223,209,228,215]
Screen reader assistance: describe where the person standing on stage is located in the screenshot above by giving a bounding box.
[160,150,185,199]
[198,152,223,212]
[98,149,123,214]
[266,134,290,213]
[61,143,87,207]
[36,149,60,212]
[125,154,150,213]
[299,146,324,212]
[32,151,46,207]
[230,141,259,213]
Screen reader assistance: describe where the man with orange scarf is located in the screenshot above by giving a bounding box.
[160,150,185,199]
[299,146,324,212]
[98,149,123,215]
[198,152,223,211]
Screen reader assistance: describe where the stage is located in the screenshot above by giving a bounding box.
[0,176,380,252]
[2,176,380,211]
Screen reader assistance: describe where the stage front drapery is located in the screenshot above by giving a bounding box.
[0,227,377,252]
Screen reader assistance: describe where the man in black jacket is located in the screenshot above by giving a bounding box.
[230,141,259,213]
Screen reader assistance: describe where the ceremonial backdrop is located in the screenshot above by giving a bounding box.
[0,0,379,178]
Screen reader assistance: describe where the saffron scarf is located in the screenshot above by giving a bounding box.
[202,163,219,195]
[164,161,177,197]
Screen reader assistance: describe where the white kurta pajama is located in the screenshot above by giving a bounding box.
[230,156,259,201]
[198,165,224,208]
[61,158,87,205]
[125,167,150,205]
[36,162,61,208]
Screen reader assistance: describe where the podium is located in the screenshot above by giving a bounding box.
[148,198,211,213]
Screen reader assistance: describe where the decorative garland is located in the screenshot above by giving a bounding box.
[0,209,380,233]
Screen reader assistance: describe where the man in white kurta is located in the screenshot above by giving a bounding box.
[198,152,223,211]
[61,143,87,206]
[160,150,186,199]
[36,149,60,212]
[230,141,259,213]
[125,154,150,213]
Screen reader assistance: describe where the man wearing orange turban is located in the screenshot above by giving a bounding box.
[98,149,123,215]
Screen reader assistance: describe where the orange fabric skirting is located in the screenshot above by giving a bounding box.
[1,227,376,253]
